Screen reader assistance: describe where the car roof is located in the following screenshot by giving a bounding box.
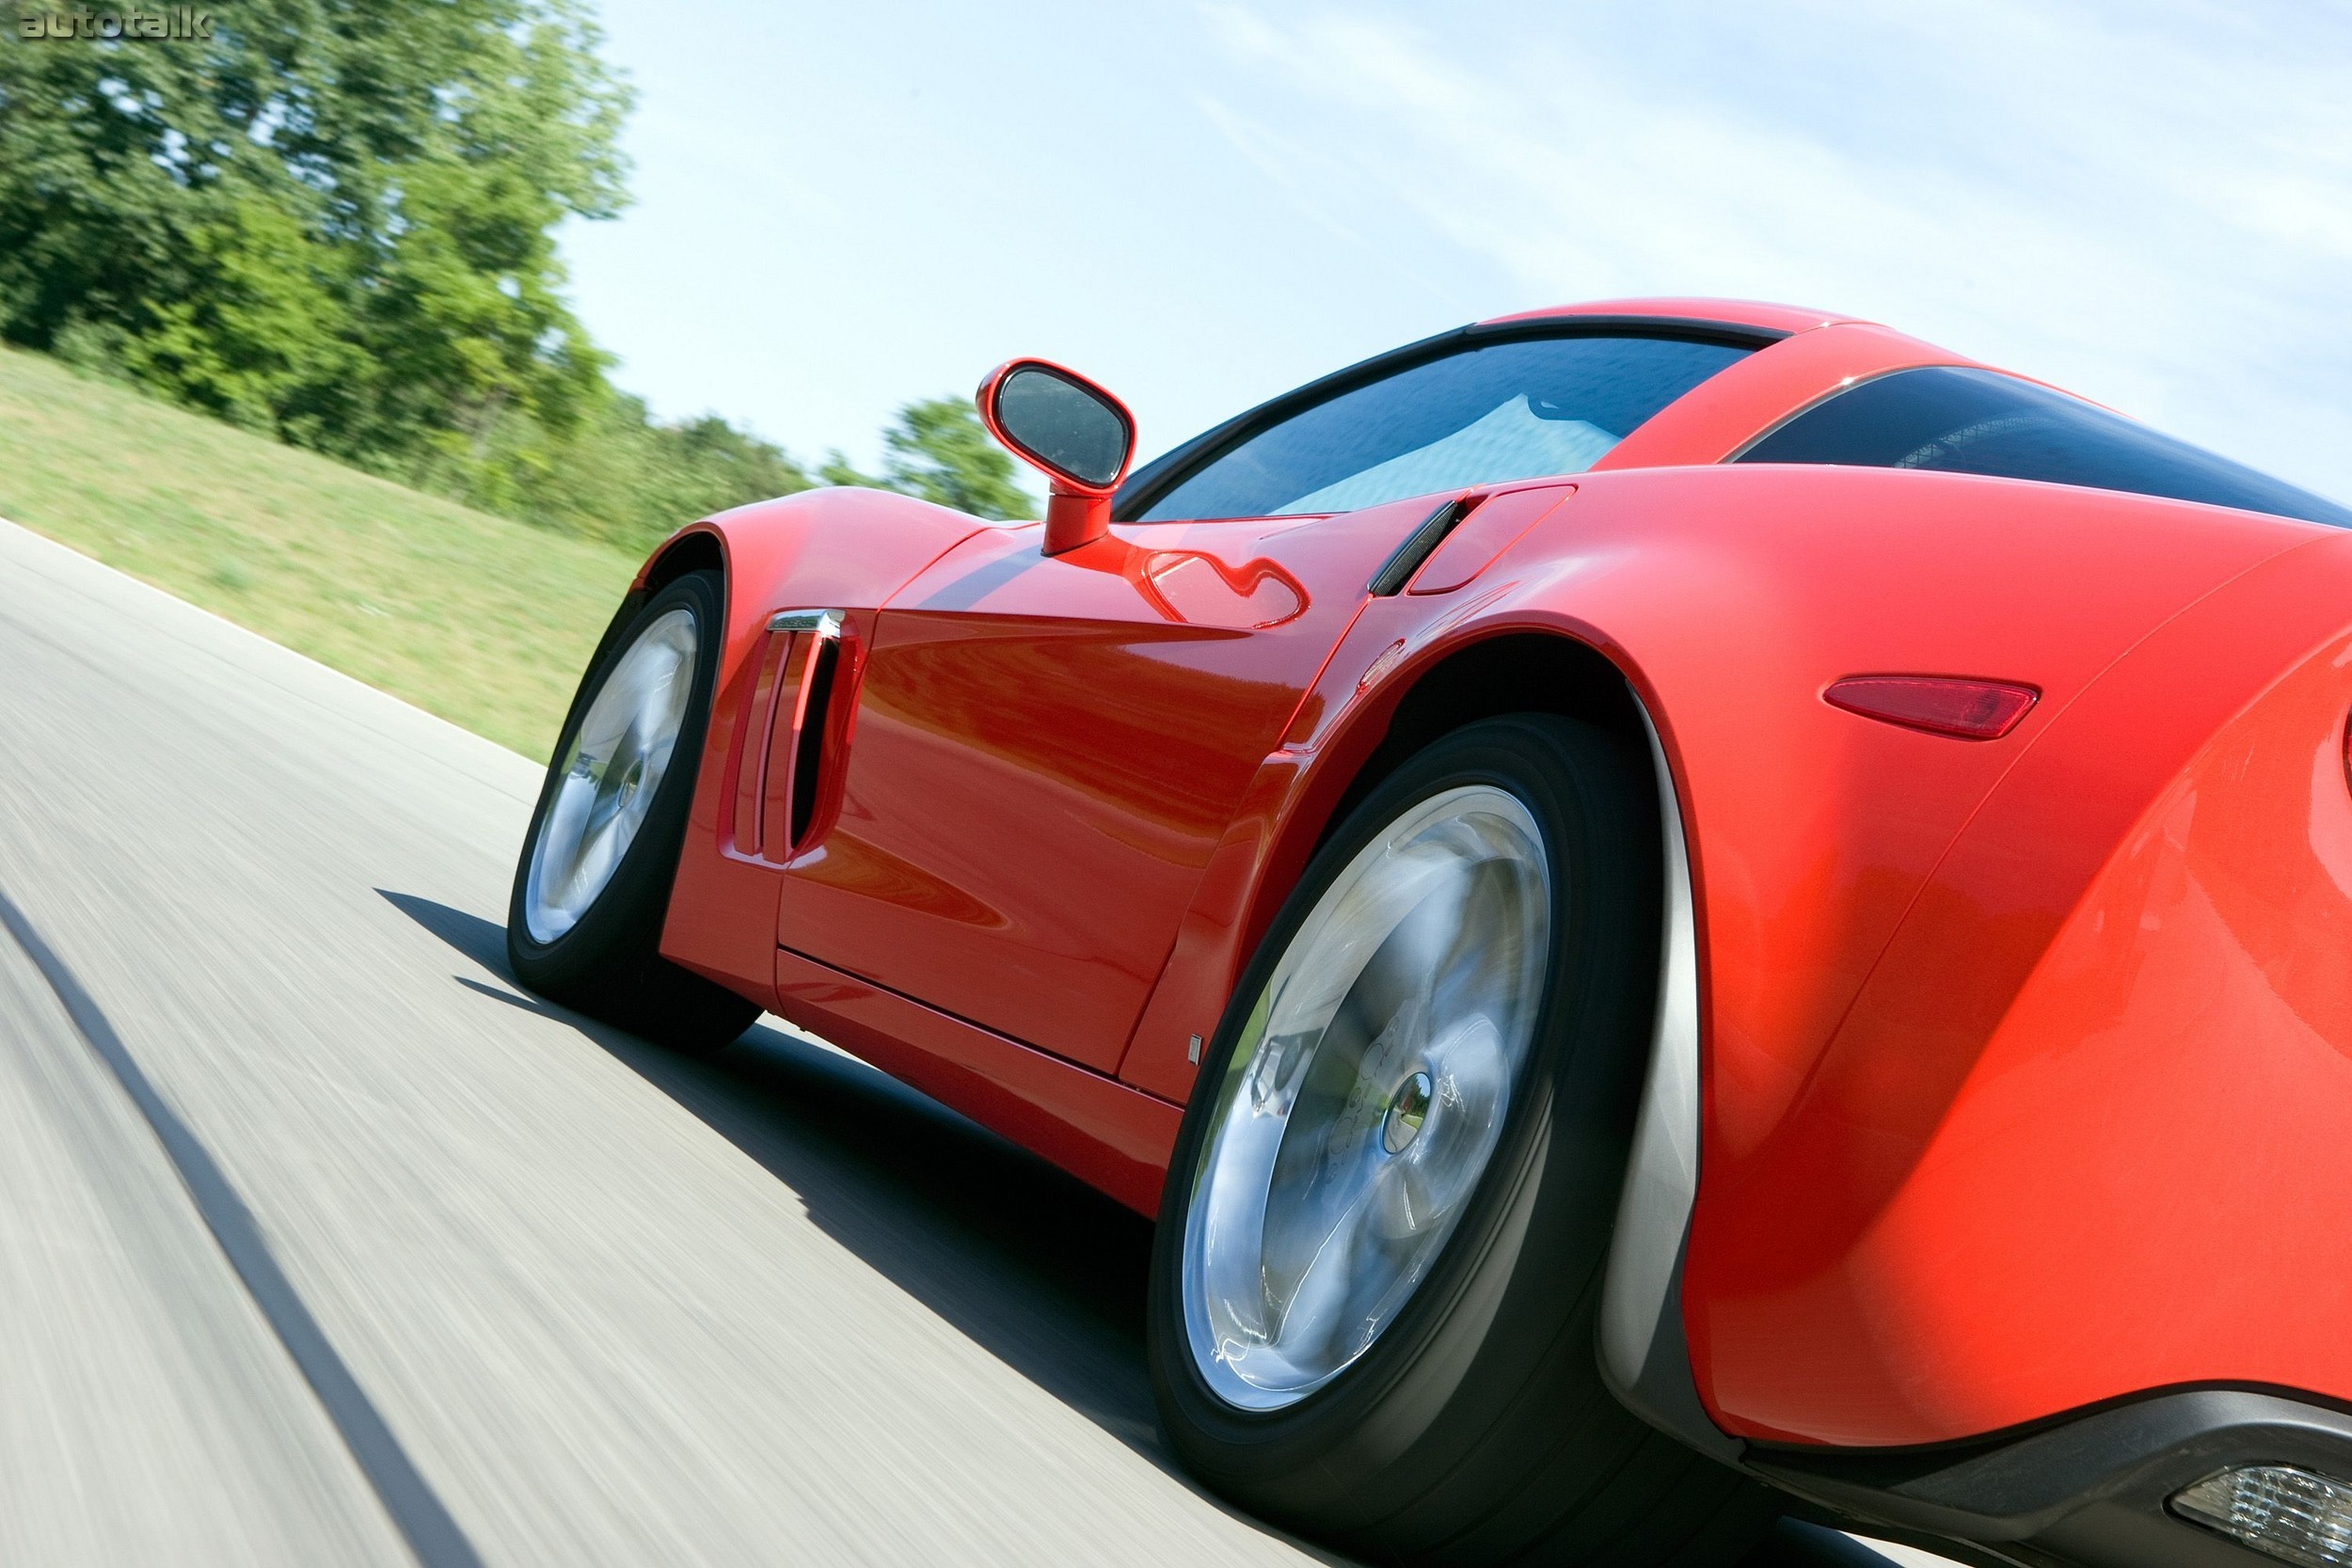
[1478,297,1865,339]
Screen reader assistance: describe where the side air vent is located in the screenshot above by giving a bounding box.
[731,610,851,862]
[1369,495,1482,596]
[788,632,840,848]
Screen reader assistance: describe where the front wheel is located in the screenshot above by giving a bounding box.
[1147,713,1772,1566]
[505,568,760,1053]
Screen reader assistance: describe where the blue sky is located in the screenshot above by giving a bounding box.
[558,1,2352,499]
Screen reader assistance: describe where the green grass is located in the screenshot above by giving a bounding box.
[0,341,644,759]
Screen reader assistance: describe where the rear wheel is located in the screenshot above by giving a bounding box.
[1148,713,1772,1566]
[506,569,760,1053]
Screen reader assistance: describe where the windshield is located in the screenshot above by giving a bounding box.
[1136,333,1753,521]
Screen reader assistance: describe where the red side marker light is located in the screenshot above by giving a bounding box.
[1823,675,2040,740]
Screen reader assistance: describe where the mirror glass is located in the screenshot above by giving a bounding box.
[993,366,1131,489]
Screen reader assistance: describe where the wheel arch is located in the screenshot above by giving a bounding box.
[570,529,727,752]
[1278,626,1733,1460]
[1311,631,1653,858]
[637,525,726,596]
[1327,625,1731,1448]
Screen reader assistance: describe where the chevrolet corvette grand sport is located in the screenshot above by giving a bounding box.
[506,298,2352,1568]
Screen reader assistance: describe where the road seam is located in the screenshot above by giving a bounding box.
[0,886,485,1568]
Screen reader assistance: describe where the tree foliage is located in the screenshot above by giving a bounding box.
[0,3,804,545]
[821,398,1034,521]
[0,1,623,442]
[0,8,1038,546]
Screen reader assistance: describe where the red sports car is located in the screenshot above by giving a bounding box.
[505,298,2352,1568]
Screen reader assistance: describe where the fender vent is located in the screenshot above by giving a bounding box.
[731,610,852,861]
[1369,495,1482,596]
[788,633,840,848]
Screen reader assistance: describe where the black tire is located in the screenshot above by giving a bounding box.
[505,569,760,1053]
[1147,714,1774,1566]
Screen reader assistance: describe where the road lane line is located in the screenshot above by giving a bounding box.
[0,886,485,1568]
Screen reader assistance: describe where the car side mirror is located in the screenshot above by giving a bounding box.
[976,358,1136,555]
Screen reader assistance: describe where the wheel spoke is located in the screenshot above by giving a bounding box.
[1184,784,1550,1409]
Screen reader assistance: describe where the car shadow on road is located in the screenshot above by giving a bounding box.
[379,890,1913,1568]
[376,895,1261,1517]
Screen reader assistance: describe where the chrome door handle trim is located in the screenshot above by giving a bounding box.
[767,610,844,638]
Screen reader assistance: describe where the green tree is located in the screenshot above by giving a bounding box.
[493,394,813,548]
[0,9,999,549]
[823,397,1035,520]
[95,191,361,440]
[0,0,628,475]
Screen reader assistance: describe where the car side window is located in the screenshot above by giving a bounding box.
[1737,365,2352,528]
[1134,334,1753,522]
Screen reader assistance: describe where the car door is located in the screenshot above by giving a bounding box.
[771,501,1432,1070]
[772,325,1759,1071]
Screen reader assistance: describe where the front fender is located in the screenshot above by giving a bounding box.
[637,487,1000,701]
[641,488,1001,998]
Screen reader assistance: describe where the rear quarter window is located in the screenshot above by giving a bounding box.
[1736,365,2352,528]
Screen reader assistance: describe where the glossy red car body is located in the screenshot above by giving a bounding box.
[630,299,2352,1470]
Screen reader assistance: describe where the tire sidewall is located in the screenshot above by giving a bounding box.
[506,569,723,993]
[1147,713,1660,1518]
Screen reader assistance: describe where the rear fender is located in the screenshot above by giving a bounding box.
[1692,527,2352,1446]
[1116,462,2317,1447]
[1125,463,2312,1117]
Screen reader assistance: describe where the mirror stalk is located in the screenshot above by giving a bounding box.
[1042,487,1111,555]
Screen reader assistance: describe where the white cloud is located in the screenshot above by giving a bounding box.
[1194,0,2352,498]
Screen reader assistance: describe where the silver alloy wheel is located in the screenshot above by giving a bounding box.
[1183,784,1551,1410]
[522,606,699,944]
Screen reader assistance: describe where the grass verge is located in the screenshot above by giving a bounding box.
[0,341,644,759]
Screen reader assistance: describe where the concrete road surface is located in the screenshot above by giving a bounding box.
[0,519,1961,1568]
